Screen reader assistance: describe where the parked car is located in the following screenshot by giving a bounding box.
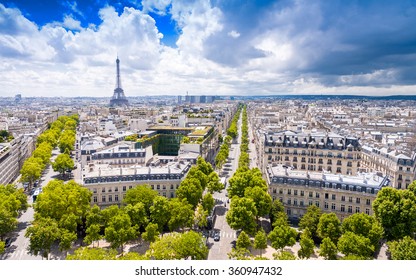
[5,238,12,248]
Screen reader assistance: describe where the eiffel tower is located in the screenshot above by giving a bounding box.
[109,56,129,107]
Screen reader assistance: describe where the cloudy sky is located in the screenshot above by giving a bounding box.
[1,0,416,97]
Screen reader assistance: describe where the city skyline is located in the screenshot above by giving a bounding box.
[1,0,416,97]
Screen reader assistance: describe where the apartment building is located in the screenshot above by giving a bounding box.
[262,130,361,176]
[266,164,390,222]
[81,161,191,208]
[361,145,415,189]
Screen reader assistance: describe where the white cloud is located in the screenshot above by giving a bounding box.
[62,15,82,31]
[141,0,172,15]
[227,30,240,38]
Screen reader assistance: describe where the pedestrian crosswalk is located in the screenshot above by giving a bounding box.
[208,230,237,239]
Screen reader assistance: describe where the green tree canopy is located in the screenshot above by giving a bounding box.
[104,211,138,253]
[372,186,416,240]
[268,224,297,252]
[150,196,171,232]
[244,186,272,220]
[20,157,43,188]
[67,247,117,260]
[236,230,252,250]
[341,213,383,247]
[388,236,416,260]
[201,192,215,214]
[25,217,60,259]
[228,168,267,198]
[253,229,268,257]
[142,222,160,243]
[226,197,258,235]
[176,178,203,208]
[318,237,338,260]
[124,185,158,214]
[317,213,342,243]
[168,198,194,231]
[52,153,74,176]
[337,232,374,259]
[298,228,315,259]
[299,205,322,238]
[124,202,149,232]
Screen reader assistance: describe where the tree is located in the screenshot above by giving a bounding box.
[124,185,158,214]
[196,156,214,176]
[67,247,117,260]
[298,228,315,259]
[25,217,60,260]
[52,153,74,177]
[273,251,297,260]
[146,231,208,260]
[20,157,43,189]
[337,232,374,259]
[59,229,77,253]
[206,172,224,193]
[254,229,268,257]
[226,197,258,235]
[32,142,53,166]
[176,178,203,208]
[142,223,160,243]
[318,237,338,260]
[84,224,102,248]
[317,213,341,243]
[236,231,252,250]
[388,236,416,260]
[104,211,137,254]
[228,248,252,260]
[124,202,148,232]
[194,204,208,229]
[341,213,383,248]
[0,209,18,240]
[176,231,208,260]
[299,205,322,238]
[244,186,272,220]
[201,192,215,214]
[58,133,75,153]
[228,168,267,198]
[268,224,297,252]
[118,252,149,260]
[270,199,285,224]
[0,241,4,254]
[150,196,170,232]
[168,198,194,232]
[372,187,416,240]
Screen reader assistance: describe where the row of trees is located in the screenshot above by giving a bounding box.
[0,184,28,253]
[20,115,78,189]
[0,130,13,143]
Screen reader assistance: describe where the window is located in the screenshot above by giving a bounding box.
[348,206,352,213]
[279,189,283,194]
[115,195,119,201]
[109,195,112,202]
[331,203,336,210]
[287,189,291,195]
[366,199,371,205]
[356,198,360,204]
[316,193,320,198]
[301,191,304,197]
[325,193,329,199]
[332,194,336,200]
[93,188,97,194]
[341,205,345,212]
[324,202,328,209]
[108,188,112,192]
[294,190,298,196]
[115,187,118,192]
[170,184,174,190]
[315,201,320,207]
[123,186,126,191]
[102,195,106,202]
[309,201,313,206]
[349,197,353,203]
[157,185,160,190]
[294,199,298,206]
[287,199,291,205]
[365,208,370,215]
[341,196,345,202]
[93,196,97,203]
[355,207,360,213]
[300,200,304,206]
[129,186,132,189]
[309,192,313,198]
[102,188,106,193]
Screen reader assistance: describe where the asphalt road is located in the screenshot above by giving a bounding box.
[207,111,243,260]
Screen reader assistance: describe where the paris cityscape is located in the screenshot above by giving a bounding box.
[1,0,416,266]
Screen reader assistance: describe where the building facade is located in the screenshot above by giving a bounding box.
[266,164,390,222]
[263,130,361,176]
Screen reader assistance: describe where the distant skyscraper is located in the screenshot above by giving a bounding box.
[110,57,129,107]
[15,94,22,103]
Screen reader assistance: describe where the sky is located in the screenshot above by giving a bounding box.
[0,0,416,97]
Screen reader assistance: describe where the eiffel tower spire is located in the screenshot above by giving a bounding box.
[110,56,129,107]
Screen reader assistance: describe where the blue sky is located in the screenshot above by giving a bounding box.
[0,0,416,97]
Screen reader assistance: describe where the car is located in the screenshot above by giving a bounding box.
[213,233,220,241]
[5,238,12,248]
